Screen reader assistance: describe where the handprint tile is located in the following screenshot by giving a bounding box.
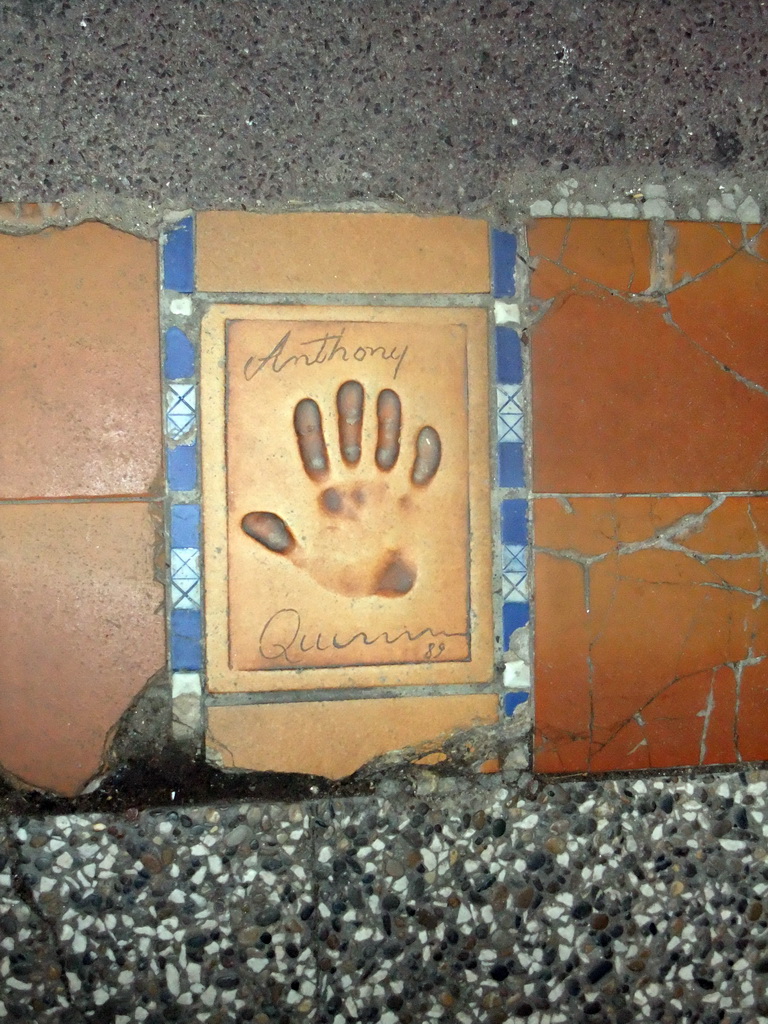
[241,381,441,599]
[201,307,494,690]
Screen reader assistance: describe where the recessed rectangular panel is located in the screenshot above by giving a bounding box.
[195,213,490,294]
[228,318,470,669]
[201,305,492,692]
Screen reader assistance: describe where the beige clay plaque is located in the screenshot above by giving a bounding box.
[201,305,493,692]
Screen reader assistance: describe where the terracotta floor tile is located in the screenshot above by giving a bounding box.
[196,212,490,294]
[670,221,758,284]
[207,694,498,779]
[534,494,713,556]
[667,230,768,391]
[528,219,768,492]
[533,496,768,774]
[0,223,161,499]
[528,218,652,297]
[0,502,165,795]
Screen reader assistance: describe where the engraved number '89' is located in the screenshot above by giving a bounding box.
[425,642,446,660]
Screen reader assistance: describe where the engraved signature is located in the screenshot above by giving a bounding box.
[243,328,409,381]
[258,608,466,664]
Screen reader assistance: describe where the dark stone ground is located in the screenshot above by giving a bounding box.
[0,0,765,224]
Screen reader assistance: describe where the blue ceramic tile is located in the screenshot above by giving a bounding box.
[164,326,195,379]
[499,442,525,488]
[495,326,523,384]
[171,504,201,548]
[501,499,528,546]
[163,216,194,293]
[492,228,516,297]
[504,691,529,716]
[171,609,202,671]
[167,444,197,492]
[503,602,530,648]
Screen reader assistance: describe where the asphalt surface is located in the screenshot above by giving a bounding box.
[0,0,765,221]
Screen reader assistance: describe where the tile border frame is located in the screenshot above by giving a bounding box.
[161,217,204,747]
[491,229,531,720]
[159,214,533,759]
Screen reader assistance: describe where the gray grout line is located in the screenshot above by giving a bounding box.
[194,291,494,308]
[206,682,502,707]
[159,228,179,727]
[0,495,164,505]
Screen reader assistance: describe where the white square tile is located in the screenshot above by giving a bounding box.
[502,543,527,602]
[166,383,196,439]
[503,660,530,690]
[171,547,200,609]
[497,384,524,443]
[172,671,202,698]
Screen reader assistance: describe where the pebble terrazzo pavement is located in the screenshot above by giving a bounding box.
[3,768,768,1022]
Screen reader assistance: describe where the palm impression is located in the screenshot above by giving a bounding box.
[241,380,442,598]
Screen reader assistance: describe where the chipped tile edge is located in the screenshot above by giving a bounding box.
[172,671,203,750]
[162,213,195,294]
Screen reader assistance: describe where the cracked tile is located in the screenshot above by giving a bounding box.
[669,221,763,284]
[528,218,768,493]
[667,222,768,392]
[533,496,768,773]
[529,218,652,296]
